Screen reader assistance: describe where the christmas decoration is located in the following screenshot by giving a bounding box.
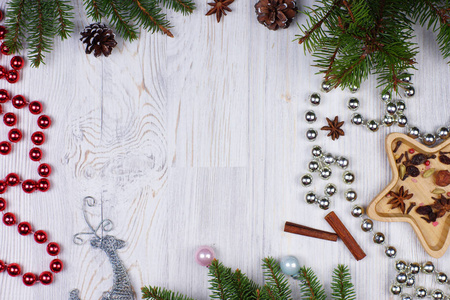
[69,197,134,300]
[296,1,450,93]
[206,0,234,23]
[321,116,345,141]
[255,0,297,31]
[80,23,117,57]
[5,0,196,66]
[142,257,356,300]
[194,246,215,267]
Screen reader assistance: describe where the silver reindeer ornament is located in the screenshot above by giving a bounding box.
[69,197,135,300]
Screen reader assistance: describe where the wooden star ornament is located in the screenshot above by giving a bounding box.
[367,133,450,258]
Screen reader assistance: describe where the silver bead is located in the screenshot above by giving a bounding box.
[437,127,450,140]
[324,184,337,197]
[415,287,427,298]
[422,133,436,146]
[301,174,313,187]
[431,289,444,300]
[422,261,435,274]
[335,156,349,169]
[408,126,420,139]
[382,115,395,127]
[352,205,364,218]
[397,114,408,127]
[390,285,402,295]
[405,85,415,97]
[306,129,318,142]
[405,276,415,287]
[381,91,391,102]
[345,189,357,202]
[367,120,379,132]
[373,232,385,244]
[437,272,448,284]
[309,93,321,106]
[386,102,397,115]
[323,153,335,165]
[318,198,330,210]
[361,219,373,232]
[308,161,320,172]
[311,145,323,158]
[343,171,355,184]
[396,272,407,284]
[349,85,359,93]
[321,81,331,93]
[347,98,360,110]
[319,167,332,180]
[401,74,412,83]
[395,260,407,271]
[305,111,317,123]
[385,246,397,258]
[410,263,421,274]
[305,191,317,204]
[351,113,363,125]
[396,100,406,113]
[401,294,412,300]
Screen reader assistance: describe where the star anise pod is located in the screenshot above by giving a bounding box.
[431,194,450,218]
[321,116,345,140]
[206,0,234,23]
[387,186,414,214]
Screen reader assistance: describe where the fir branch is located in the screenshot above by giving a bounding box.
[208,259,234,300]
[4,0,26,53]
[127,0,173,37]
[141,286,196,300]
[83,0,103,21]
[101,0,139,41]
[298,267,327,300]
[231,268,261,300]
[54,0,74,39]
[261,257,292,300]
[331,265,356,300]
[158,0,196,15]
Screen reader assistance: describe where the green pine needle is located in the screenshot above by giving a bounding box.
[261,257,292,300]
[331,265,356,300]
[141,286,196,300]
[208,259,234,299]
[298,267,326,300]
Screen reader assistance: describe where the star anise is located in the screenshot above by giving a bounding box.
[321,116,345,140]
[206,0,234,23]
[387,186,414,214]
[431,194,450,218]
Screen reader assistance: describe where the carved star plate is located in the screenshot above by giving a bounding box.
[367,133,450,258]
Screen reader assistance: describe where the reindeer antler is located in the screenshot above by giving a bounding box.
[73,196,114,245]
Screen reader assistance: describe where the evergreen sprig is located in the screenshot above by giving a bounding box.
[298,267,326,300]
[261,257,292,300]
[330,265,356,300]
[142,286,197,300]
[296,0,450,94]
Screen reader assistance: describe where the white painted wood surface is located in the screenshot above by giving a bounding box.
[0,0,449,299]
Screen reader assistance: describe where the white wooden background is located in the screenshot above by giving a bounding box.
[0,0,449,299]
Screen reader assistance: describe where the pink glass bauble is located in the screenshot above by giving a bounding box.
[195,246,215,267]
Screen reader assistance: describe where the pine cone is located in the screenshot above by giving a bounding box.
[255,0,297,31]
[80,23,117,57]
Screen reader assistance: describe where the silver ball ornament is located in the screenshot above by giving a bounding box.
[361,219,373,232]
[390,285,402,295]
[349,85,359,93]
[405,276,415,287]
[319,167,332,180]
[401,74,412,83]
[373,232,385,244]
[343,171,355,184]
[422,133,436,146]
[422,261,435,274]
[397,114,408,127]
[305,191,317,204]
[382,115,395,127]
[324,183,337,197]
[321,81,331,93]
[437,127,450,140]
[415,287,427,298]
[437,272,448,284]
[305,111,317,123]
[385,246,397,258]
[351,113,363,125]
[396,272,407,284]
[336,156,349,169]
[395,260,407,271]
[386,102,397,115]
[301,174,313,187]
[401,295,412,300]
[279,256,301,276]
[431,289,444,300]
[309,93,321,106]
[323,153,335,165]
[381,91,391,102]
[367,120,379,132]
[396,100,406,113]
[351,205,364,218]
[308,161,320,172]
[408,126,420,139]
[311,146,323,158]
[405,85,415,97]
[306,129,318,142]
[345,189,357,202]
[347,98,360,110]
[410,263,420,274]
[318,198,330,210]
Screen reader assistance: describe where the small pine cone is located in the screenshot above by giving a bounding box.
[255,0,297,31]
[80,23,117,57]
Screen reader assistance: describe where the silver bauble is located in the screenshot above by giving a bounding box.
[352,205,364,218]
[437,127,450,140]
[405,85,415,97]
[431,289,444,300]
[323,153,335,165]
[367,120,379,132]
[321,81,331,93]
[345,189,357,202]
[306,129,318,142]
[422,133,436,146]
[308,161,320,172]
[415,287,427,298]
[395,260,407,271]
[381,91,391,102]
[405,276,415,287]
[311,145,323,158]
[385,246,397,258]
[305,111,317,123]
[351,113,363,125]
[347,98,360,110]
[305,191,317,204]
[336,156,349,169]
[319,167,332,180]
[401,295,412,300]
[396,100,406,113]
[301,174,313,187]
[397,114,408,127]
[410,263,420,274]
[382,115,395,127]
[396,272,407,284]
[349,85,359,93]
[408,126,420,139]
[386,102,397,115]
[437,272,448,284]
[361,219,373,232]
[324,183,337,197]
[422,261,435,274]
[390,285,402,295]
[318,198,330,210]
[401,74,412,83]
[343,171,355,184]
[373,232,385,244]
[310,93,321,106]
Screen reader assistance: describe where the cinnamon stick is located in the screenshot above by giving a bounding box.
[325,211,366,261]
[284,221,338,242]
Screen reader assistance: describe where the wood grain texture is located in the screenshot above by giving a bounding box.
[0,0,448,299]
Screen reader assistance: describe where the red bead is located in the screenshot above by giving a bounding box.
[0,141,11,155]
[29,101,42,114]
[18,222,32,235]
[0,66,5,79]
[38,271,53,285]
[34,230,48,244]
[23,273,37,286]
[1,43,10,55]
[12,95,27,109]
[6,70,19,83]
[0,26,6,40]
[8,128,22,143]
[22,180,36,193]
[0,181,7,193]
[3,112,17,126]
[425,160,430,166]
[31,131,45,145]
[47,242,60,256]
[29,147,42,161]
[49,259,63,273]
[0,260,5,272]
[0,89,10,103]
[37,115,51,129]
[3,212,16,226]
[37,178,50,192]
[10,56,24,70]
[0,198,6,211]
[6,173,20,186]
[408,148,415,154]
[38,164,51,177]
[7,263,21,277]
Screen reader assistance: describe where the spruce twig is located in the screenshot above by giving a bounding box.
[141,286,196,300]
[261,257,292,300]
[298,267,327,300]
[331,265,356,300]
